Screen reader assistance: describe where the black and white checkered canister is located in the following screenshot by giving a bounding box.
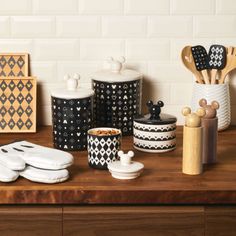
[87,131,121,170]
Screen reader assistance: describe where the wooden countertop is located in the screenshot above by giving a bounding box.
[0,126,236,205]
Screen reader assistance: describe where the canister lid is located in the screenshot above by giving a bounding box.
[107,151,144,180]
[91,57,142,83]
[134,100,177,125]
[51,74,94,99]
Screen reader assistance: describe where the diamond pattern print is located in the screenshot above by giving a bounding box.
[8,106,16,116]
[87,135,121,170]
[25,93,33,104]
[26,80,33,91]
[9,80,16,91]
[16,93,24,104]
[0,77,36,132]
[8,118,15,129]
[17,80,24,91]
[0,54,28,77]
[0,56,7,69]
[8,57,16,69]
[0,80,7,91]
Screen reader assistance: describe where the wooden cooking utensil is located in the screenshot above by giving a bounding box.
[181,46,204,84]
[219,46,236,84]
[208,45,226,84]
[191,45,210,84]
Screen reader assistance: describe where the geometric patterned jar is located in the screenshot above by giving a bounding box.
[87,127,121,170]
[51,74,94,151]
[91,57,143,136]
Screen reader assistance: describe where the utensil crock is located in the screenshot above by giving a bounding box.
[191,83,230,131]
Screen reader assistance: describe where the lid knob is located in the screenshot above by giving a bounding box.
[146,100,164,120]
[64,73,80,91]
[118,150,134,166]
[182,107,206,127]
[107,56,125,73]
[199,98,219,119]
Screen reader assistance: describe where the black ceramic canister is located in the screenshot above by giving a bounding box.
[87,127,121,170]
[51,74,94,151]
[91,57,143,136]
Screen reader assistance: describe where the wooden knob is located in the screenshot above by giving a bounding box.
[182,107,206,127]
[199,98,219,119]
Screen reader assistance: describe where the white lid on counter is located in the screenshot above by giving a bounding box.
[91,57,143,83]
[51,74,94,99]
[107,150,144,180]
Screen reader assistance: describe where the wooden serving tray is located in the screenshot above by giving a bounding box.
[0,77,36,133]
[0,53,29,77]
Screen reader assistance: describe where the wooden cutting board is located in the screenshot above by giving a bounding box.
[0,53,29,77]
[0,76,36,133]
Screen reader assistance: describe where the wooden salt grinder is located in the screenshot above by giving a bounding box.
[199,99,219,164]
[182,107,205,175]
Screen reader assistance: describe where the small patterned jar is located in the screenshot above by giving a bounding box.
[51,74,94,151]
[91,57,143,136]
[87,127,121,170]
[133,100,177,153]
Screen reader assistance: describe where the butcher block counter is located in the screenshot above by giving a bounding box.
[1,126,236,236]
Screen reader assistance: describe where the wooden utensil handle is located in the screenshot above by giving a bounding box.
[219,72,226,84]
[211,69,218,84]
[194,73,204,84]
[201,70,210,84]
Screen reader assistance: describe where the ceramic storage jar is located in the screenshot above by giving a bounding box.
[133,100,177,153]
[91,57,143,136]
[51,74,94,151]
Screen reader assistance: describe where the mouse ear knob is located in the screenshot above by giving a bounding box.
[127,151,134,158]
[211,101,220,110]
[199,98,207,107]
[118,150,124,157]
[182,107,191,116]
[157,100,164,107]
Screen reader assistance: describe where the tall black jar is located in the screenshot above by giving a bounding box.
[91,57,143,135]
[51,74,94,151]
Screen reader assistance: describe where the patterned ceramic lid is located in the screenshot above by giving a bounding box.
[91,57,142,83]
[51,74,94,99]
[134,100,177,125]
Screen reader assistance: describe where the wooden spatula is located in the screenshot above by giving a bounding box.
[191,45,210,84]
[219,46,236,84]
[208,45,226,84]
[181,46,204,84]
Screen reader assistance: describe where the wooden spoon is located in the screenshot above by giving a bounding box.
[181,46,204,84]
[219,46,236,84]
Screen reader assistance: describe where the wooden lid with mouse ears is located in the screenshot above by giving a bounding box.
[199,98,219,119]
[134,100,177,125]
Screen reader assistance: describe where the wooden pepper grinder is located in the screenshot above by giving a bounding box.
[182,107,206,175]
[199,99,219,164]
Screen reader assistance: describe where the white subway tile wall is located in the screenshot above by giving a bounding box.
[0,0,235,125]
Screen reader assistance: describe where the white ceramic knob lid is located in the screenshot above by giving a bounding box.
[64,73,80,91]
[107,56,125,73]
[118,150,134,166]
[51,73,94,99]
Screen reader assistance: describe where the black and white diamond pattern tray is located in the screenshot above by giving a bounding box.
[0,53,29,77]
[0,77,36,133]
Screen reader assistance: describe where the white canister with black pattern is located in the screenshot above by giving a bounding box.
[133,100,177,153]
